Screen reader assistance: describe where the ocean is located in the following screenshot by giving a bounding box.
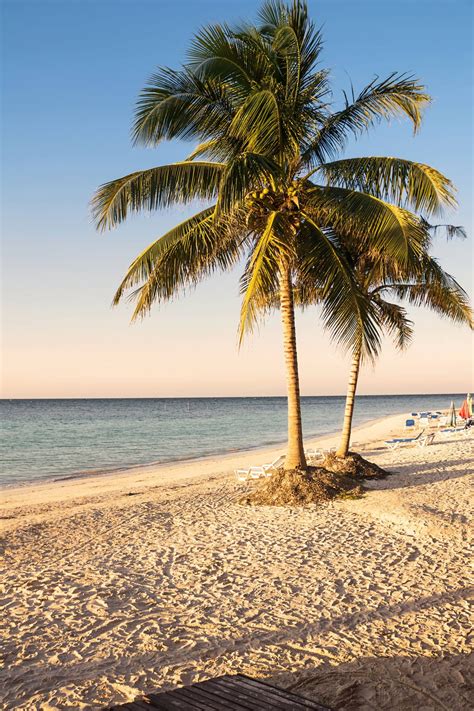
[0,394,463,486]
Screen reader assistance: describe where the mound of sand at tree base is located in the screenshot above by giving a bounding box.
[239,466,364,506]
[322,451,389,479]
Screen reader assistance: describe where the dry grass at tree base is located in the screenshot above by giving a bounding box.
[239,453,389,507]
[322,451,390,480]
[239,466,365,507]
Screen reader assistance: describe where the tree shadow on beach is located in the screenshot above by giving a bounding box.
[267,650,473,710]
[361,452,473,491]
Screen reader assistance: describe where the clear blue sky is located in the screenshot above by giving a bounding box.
[1,0,473,398]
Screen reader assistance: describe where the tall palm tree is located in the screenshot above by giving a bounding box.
[92,0,456,471]
[327,226,473,457]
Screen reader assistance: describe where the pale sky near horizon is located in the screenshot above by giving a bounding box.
[1,0,473,399]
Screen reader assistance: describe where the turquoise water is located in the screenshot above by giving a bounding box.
[0,394,463,486]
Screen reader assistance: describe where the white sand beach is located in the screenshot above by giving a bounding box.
[1,413,472,710]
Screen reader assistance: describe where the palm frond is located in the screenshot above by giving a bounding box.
[133,68,236,146]
[215,152,281,215]
[305,184,427,262]
[388,257,473,328]
[373,297,414,350]
[298,216,382,360]
[113,206,215,304]
[238,212,293,342]
[421,218,467,240]
[302,73,430,166]
[187,23,256,87]
[316,157,456,216]
[119,209,246,320]
[228,88,282,155]
[92,161,224,231]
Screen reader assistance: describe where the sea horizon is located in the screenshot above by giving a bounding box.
[1,390,468,400]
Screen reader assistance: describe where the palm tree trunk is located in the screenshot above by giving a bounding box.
[279,263,307,470]
[337,342,362,457]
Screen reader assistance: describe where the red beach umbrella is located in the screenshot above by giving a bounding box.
[459,400,470,420]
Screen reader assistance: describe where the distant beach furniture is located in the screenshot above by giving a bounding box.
[234,454,286,481]
[234,447,332,481]
[440,427,470,438]
[405,418,416,429]
[305,447,325,462]
[107,673,331,709]
[419,432,436,447]
[385,430,425,449]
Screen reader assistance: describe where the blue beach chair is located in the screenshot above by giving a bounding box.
[385,431,424,449]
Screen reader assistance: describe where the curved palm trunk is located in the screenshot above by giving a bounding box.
[336,342,362,457]
[279,264,307,470]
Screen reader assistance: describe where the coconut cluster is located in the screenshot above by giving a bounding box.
[244,184,302,232]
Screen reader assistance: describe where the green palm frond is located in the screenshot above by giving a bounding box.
[298,217,382,359]
[316,157,456,216]
[133,68,236,146]
[228,88,282,155]
[373,297,414,350]
[92,161,224,231]
[302,73,430,166]
[187,23,251,83]
[238,211,292,341]
[305,185,427,261]
[387,257,473,328]
[113,207,216,305]
[215,152,281,215]
[120,209,246,320]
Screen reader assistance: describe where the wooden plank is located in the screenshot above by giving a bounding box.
[145,690,205,710]
[109,704,152,711]
[201,677,288,710]
[107,674,332,710]
[234,675,331,710]
[189,680,265,710]
[174,685,252,711]
[212,676,308,710]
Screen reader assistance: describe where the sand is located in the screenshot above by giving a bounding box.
[0,414,472,710]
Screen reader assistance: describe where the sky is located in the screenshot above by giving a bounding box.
[1,0,473,398]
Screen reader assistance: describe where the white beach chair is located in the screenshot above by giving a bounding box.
[418,433,436,447]
[234,468,251,482]
[239,454,286,480]
[305,448,323,462]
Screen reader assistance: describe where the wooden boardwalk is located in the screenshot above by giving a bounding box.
[108,673,331,710]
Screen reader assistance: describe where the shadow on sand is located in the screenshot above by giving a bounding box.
[268,650,472,710]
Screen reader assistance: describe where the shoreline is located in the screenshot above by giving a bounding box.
[0,412,405,509]
[0,411,407,494]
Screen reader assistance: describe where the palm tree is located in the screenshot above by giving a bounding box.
[327,225,473,457]
[92,0,456,472]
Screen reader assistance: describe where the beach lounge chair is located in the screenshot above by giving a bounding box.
[405,419,416,429]
[440,427,469,438]
[234,468,251,482]
[239,454,286,480]
[305,447,323,462]
[385,431,424,449]
[418,432,436,447]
